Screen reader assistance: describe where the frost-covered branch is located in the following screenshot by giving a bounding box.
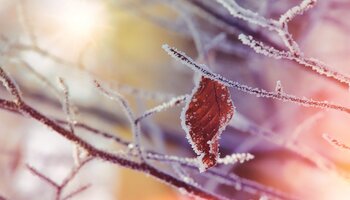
[135,95,187,124]
[147,151,295,200]
[238,34,350,85]
[217,0,350,86]
[215,0,279,31]
[0,68,23,105]
[0,64,296,199]
[58,78,76,134]
[148,152,254,167]
[279,0,317,25]
[162,44,350,115]
[217,0,302,53]
[93,80,144,161]
[238,34,293,59]
[0,66,222,200]
[58,77,87,165]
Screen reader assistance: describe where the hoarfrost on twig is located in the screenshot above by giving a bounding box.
[162,44,350,115]
[218,0,350,86]
[279,0,317,25]
[275,80,284,95]
[135,95,187,124]
[238,34,292,59]
[217,153,254,165]
[216,0,279,31]
[93,80,144,162]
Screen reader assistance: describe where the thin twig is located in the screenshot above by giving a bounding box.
[93,80,145,162]
[26,164,59,188]
[135,95,187,124]
[55,119,130,146]
[58,77,87,166]
[17,59,62,99]
[26,157,93,200]
[323,134,350,152]
[55,157,93,200]
[62,184,92,200]
[60,157,93,189]
[58,78,75,135]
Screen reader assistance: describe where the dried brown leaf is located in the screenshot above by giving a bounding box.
[181,76,235,171]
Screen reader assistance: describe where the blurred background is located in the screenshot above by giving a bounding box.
[1,0,350,199]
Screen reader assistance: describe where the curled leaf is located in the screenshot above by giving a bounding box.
[181,76,235,172]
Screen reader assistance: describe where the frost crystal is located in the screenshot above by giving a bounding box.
[275,80,284,95]
[279,0,316,24]
[217,153,254,165]
[238,34,292,59]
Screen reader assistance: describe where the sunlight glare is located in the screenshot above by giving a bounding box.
[57,0,106,39]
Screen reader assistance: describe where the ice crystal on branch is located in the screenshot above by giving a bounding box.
[162,44,350,115]
[275,80,284,95]
[217,153,254,165]
[238,34,292,59]
[279,0,317,25]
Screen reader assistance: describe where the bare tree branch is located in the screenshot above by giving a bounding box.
[0,66,221,200]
